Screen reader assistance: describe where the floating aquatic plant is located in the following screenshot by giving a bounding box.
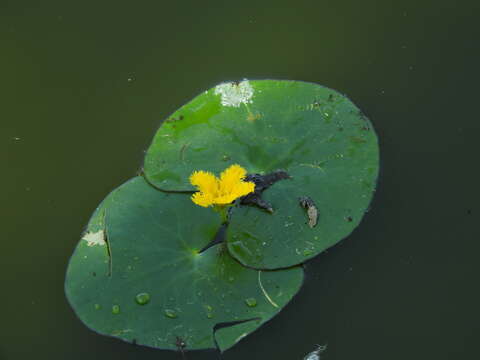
[65,80,379,352]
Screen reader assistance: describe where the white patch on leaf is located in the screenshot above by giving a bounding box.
[214,80,254,107]
[82,230,106,246]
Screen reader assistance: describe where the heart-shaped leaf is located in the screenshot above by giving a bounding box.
[143,80,379,268]
[65,177,304,351]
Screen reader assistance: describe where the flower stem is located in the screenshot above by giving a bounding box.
[214,205,229,224]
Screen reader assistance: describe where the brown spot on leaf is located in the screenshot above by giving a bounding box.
[165,115,184,123]
[299,196,318,228]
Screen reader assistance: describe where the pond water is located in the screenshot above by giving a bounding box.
[1,0,479,359]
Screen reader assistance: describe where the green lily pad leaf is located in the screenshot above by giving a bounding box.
[144,80,378,192]
[143,79,379,268]
[65,177,304,351]
[226,164,377,269]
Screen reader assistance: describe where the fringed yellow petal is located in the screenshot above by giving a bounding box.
[189,171,218,195]
[219,164,247,193]
[234,180,255,198]
[191,192,214,207]
[215,194,239,205]
[189,164,255,207]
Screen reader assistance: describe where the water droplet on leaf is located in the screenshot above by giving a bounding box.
[135,293,150,305]
[164,309,178,318]
[205,305,214,319]
[245,298,257,307]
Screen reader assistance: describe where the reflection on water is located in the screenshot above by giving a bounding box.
[303,344,327,360]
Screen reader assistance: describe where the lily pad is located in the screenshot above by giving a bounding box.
[144,80,378,192]
[143,80,379,268]
[65,177,304,351]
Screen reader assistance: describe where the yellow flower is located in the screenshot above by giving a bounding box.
[190,164,255,207]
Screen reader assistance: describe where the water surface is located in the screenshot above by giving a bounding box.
[1,0,479,359]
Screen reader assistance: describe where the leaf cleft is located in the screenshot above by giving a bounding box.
[140,168,195,194]
[198,222,227,254]
[213,317,262,352]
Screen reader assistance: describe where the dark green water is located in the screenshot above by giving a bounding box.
[2,0,479,359]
